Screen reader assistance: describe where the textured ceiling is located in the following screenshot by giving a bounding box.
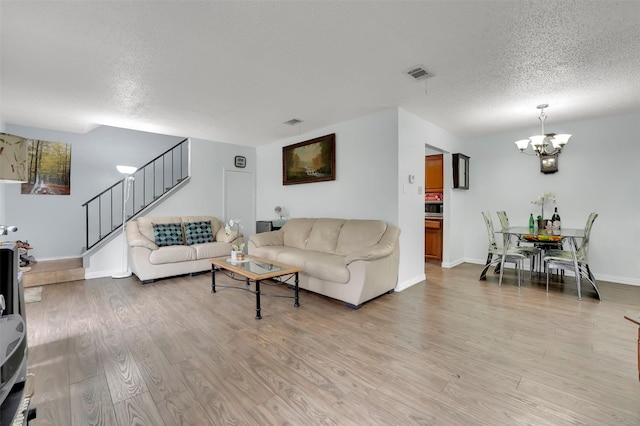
[1,1,639,146]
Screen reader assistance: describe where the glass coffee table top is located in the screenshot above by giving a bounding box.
[210,255,301,281]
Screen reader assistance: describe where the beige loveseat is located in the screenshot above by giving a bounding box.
[248,218,400,308]
[126,215,242,283]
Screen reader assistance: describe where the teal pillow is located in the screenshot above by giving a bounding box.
[152,223,184,247]
[184,221,214,245]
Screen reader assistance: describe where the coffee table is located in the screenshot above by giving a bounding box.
[210,255,301,319]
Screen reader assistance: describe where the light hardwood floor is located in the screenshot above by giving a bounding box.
[25,262,640,425]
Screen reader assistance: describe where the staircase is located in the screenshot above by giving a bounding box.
[81,138,190,253]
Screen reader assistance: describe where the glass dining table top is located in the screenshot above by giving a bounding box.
[498,226,585,241]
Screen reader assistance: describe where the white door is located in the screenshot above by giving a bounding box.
[224,169,256,239]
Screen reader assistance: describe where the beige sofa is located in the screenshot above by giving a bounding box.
[248,218,400,308]
[126,215,242,283]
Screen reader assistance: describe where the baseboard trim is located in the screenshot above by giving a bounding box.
[396,273,426,292]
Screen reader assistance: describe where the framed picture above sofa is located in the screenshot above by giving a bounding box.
[282,133,335,185]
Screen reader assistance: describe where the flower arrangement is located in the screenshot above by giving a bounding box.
[531,192,556,219]
[225,219,244,250]
[225,219,241,236]
[226,219,245,259]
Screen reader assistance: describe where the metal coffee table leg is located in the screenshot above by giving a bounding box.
[294,272,299,307]
[255,279,262,319]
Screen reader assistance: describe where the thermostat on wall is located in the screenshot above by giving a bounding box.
[234,156,246,168]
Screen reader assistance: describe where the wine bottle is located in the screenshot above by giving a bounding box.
[551,207,561,229]
[529,213,534,230]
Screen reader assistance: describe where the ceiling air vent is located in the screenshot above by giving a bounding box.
[406,66,433,81]
[283,118,303,126]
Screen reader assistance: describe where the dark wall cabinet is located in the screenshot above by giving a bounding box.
[452,153,470,189]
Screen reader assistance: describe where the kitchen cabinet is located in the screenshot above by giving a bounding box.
[425,154,443,192]
[425,218,443,261]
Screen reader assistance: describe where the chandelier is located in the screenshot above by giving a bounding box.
[514,104,571,157]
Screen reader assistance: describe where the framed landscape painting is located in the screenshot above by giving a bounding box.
[21,138,72,195]
[282,133,335,185]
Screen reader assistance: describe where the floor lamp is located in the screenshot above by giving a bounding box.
[112,165,137,279]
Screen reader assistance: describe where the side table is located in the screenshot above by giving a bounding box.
[624,313,640,381]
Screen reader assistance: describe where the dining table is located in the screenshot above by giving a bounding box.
[497,226,601,300]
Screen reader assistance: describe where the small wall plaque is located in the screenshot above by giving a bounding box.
[234,156,246,168]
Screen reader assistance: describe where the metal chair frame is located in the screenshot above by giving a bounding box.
[544,212,602,300]
[479,211,537,287]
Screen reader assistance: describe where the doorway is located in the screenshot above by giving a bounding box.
[425,145,445,265]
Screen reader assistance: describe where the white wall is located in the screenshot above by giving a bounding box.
[463,111,640,285]
[3,124,182,259]
[256,109,399,223]
[398,109,468,272]
[146,138,255,220]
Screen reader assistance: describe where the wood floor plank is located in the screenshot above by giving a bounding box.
[69,374,118,426]
[68,316,103,385]
[113,392,165,426]
[155,389,217,426]
[23,262,640,425]
[97,324,148,403]
[249,394,314,425]
[239,353,342,425]
[176,356,256,424]
[517,375,640,426]
[124,325,188,404]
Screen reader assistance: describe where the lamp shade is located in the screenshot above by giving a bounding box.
[552,134,571,148]
[529,135,547,149]
[514,139,530,151]
[116,165,137,175]
[0,133,28,183]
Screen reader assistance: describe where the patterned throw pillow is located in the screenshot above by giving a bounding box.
[152,223,184,247]
[184,221,214,245]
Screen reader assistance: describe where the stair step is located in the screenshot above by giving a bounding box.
[22,258,84,287]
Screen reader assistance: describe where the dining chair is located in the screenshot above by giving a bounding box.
[479,211,535,286]
[496,210,541,276]
[544,212,601,300]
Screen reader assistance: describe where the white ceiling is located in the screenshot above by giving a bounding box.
[1,1,639,146]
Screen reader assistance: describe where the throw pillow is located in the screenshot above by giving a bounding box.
[152,223,184,247]
[184,221,214,245]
